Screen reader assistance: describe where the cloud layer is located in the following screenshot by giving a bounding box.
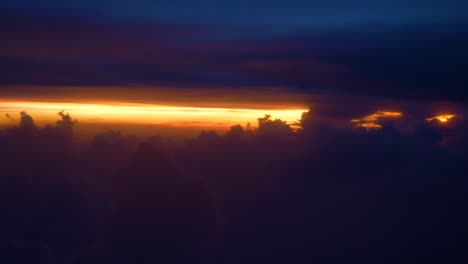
[1,3,468,101]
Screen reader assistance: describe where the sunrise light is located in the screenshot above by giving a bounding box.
[0,100,307,128]
[426,114,455,123]
[351,111,403,129]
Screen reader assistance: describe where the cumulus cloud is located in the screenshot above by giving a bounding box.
[0,105,467,263]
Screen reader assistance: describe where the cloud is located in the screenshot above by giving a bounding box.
[0,109,467,262]
[1,5,468,102]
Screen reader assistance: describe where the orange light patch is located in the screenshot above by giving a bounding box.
[0,100,307,129]
[426,114,455,123]
[351,111,403,130]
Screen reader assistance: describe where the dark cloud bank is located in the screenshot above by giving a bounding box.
[0,110,467,263]
[1,2,468,101]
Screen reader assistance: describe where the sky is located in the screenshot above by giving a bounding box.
[1,0,468,129]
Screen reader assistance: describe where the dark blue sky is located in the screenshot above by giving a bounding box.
[2,0,468,101]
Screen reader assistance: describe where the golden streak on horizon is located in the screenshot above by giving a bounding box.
[351,111,403,130]
[0,100,307,128]
[426,114,455,123]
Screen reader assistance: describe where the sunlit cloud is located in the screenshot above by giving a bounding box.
[426,114,455,123]
[0,100,307,129]
[351,111,403,130]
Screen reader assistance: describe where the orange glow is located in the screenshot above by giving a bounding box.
[0,100,307,129]
[357,122,383,129]
[426,114,455,123]
[351,111,403,129]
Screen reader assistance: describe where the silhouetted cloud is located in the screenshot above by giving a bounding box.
[0,110,467,262]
